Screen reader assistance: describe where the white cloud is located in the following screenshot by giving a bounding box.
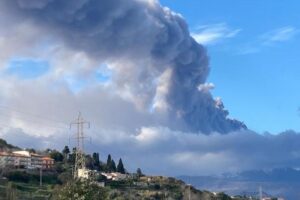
[236,26,298,55]
[261,26,298,45]
[2,123,300,176]
[191,23,241,45]
[135,127,161,143]
[198,82,215,92]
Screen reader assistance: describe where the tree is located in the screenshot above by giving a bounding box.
[26,148,36,153]
[58,171,72,184]
[62,146,70,160]
[45,148,52,154]
[68,147,76,164]
[117,158,125,174]
[106,154,112,172]
[50,150,64,162]
[85,155,94,169]
[92,152,100,166]
[106,154,112,166]
[137,168,143,177]
[54,179,109,200]
[110,160,117,172]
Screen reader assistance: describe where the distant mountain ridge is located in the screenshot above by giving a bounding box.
[236,168,300,182]
[179,168,300,200]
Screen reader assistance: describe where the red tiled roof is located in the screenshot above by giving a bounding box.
[42,157,54,161]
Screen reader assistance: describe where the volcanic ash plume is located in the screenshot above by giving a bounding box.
[1,0,246,134]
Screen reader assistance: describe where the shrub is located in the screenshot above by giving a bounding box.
[53,179,109,200]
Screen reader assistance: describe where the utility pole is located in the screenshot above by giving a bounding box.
[187,184,191,200]
[259,186,262,200]
[40,167,42,187]
[70,112,90,179]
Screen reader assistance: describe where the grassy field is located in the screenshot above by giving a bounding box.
[0,180,54,200]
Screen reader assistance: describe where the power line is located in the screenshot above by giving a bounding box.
[0,120,68,139]
[0,104,70,130]
[0,104,69,126]
[0,114,67,130]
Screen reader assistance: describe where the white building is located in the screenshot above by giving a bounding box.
[0,152,30,168]
[0,151,54,169]
[101,172,128,181]
[78,168,91,179]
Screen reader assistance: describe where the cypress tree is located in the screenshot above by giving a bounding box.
[137,168,143,177]
[62,146,70,161]
[62,146,70,155]
[106,154,112,172]
[117,158,125,174]
[110,159,117,172]
[93,153,100,166]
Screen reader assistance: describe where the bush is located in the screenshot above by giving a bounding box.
[58,172,72,184]
[53,179,109,200]
[153,184,160,190]
[4,170,59,184]
[5,171,30,183]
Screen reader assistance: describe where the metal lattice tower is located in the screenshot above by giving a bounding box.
[70,112,90,179]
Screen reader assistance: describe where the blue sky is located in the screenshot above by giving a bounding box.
[161,0,300,134]
[6,58,49,79]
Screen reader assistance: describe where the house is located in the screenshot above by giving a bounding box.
[101,172,128,181]
[78,168,91,179]
[42,157,54,169]
[0,152,15,167]
[0,151,54,169]
[0,152,30,168]
[77,168,98,179]
[30,153,44,169]
[13,153,31,168]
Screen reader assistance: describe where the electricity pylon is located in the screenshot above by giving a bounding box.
[70,112,90,179]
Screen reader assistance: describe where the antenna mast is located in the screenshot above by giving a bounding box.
[70,112,90,179]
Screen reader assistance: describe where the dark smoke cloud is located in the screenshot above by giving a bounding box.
[1,0,246,133]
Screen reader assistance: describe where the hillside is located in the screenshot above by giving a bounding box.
[0,138,19,151]
[52,176,251,200]
[0,174,253,200]
[0,138,252,199]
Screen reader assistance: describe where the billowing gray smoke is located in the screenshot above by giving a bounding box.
[1,0,246,134]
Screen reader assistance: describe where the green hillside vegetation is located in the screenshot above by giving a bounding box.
[0,138,254,200]
[0,139,19,151]
[52,176,252,200]
[0,180,54,200]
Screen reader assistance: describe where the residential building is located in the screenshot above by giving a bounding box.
[0,152,15,167]
[42,157,55,169]
[101,172,128,181]
[30,153,43,169]
[0,151,54,169]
